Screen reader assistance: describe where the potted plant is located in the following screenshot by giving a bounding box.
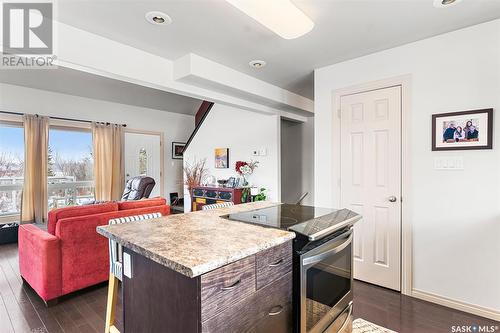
[235,160,259,186]
[183,158,208,212]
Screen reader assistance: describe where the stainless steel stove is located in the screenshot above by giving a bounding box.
[224,204,362,333]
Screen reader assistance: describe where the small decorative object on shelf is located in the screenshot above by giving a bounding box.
[250,186,259,196]
[217,179,228,187]
[235,160,259,186]
[226,176,236,188]
[241,188,250,203]
[202,175,217,187]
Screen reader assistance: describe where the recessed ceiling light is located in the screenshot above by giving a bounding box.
[145,11,172,25]
[249,60,266,69]
[433,0,462,8]
[226,0,314,39]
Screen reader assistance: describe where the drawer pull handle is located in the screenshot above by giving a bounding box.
[268,305,284,316]
[221,279,241,291]
[269,258,283,267]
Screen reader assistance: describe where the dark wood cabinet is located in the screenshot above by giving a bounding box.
[200,255,256,321]
[256,241,293,290]
[191,186,246,211]
[122,240,293,333]
[202,272,292,333]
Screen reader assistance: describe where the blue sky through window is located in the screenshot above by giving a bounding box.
[0,126,92,161]
[49,129,92,160]
[0,126,24,159]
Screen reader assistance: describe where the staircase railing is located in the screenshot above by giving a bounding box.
[183,101,214,152]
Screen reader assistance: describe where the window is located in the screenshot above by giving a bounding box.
[0,123,24,223]
[139,148,147,175]
[47,128,94,209]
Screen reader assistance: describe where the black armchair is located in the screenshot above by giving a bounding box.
[121,176,156,201]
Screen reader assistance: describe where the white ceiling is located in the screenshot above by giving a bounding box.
[0,67,203,115]
[55,0,500,99]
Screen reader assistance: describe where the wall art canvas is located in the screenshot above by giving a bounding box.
[215,148,229,168]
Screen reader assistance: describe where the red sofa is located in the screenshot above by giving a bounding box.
[18,198,170,303]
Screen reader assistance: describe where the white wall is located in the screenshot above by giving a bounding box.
[281,118,314,205]
[0,83,194,200]
[315,20,500,313]
[53,20,312,117]
[183,104,280,202]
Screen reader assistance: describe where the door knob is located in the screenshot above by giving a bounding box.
[388,196,397,202]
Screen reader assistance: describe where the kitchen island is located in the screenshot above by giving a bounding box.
[97,201,296,333]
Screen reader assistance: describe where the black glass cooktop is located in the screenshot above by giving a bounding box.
[224,204,361,241]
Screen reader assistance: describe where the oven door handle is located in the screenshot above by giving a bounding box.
[302,232,353,267]
[326,301,353,333]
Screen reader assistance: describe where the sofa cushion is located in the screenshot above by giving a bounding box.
[118,197,166,211]
[56,204,170,295]
[47,202,118,235]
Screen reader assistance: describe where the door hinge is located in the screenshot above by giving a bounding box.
[337,109,341,119]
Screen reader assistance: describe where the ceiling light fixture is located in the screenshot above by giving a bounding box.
[145,11,172,25]
[225,0,314,39]
[249,60,266,68]
[433,0,462,8]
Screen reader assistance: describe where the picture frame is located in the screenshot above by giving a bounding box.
[172,142,186,159]
[214,148,229,168]
[432,108,493,151]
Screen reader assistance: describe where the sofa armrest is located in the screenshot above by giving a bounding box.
[18,224,62,302]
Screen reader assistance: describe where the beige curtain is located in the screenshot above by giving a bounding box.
[92,122,124,201]
[21,114,49,223]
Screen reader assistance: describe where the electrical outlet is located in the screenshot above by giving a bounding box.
[259,148,267,156]
[252,150,259,156]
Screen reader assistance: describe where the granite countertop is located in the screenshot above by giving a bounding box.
[97,201,295,278]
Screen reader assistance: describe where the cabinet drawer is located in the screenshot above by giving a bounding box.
[218,191,232,201]
[202,272,292,333]
[256,241,292,289]
[201,255,256,321]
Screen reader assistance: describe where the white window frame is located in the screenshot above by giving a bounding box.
[0,115,24,224]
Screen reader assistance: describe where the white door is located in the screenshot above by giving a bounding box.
[340,86,401,291]
[124,132,162,198]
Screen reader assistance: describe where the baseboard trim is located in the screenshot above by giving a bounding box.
[411,288,500,322]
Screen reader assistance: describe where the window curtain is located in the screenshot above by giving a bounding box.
[21,114,49,223]
[92,122,124,201]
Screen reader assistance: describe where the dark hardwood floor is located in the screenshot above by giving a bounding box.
[353,279,499,333]
[0,243,498,333]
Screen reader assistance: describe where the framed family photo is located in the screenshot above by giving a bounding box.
[432,109,493,151]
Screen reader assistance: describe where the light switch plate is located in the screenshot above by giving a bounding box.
[434,156,464,170]
[252,150,259,156]
[259,148,267,156]
[123,252,132,278]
